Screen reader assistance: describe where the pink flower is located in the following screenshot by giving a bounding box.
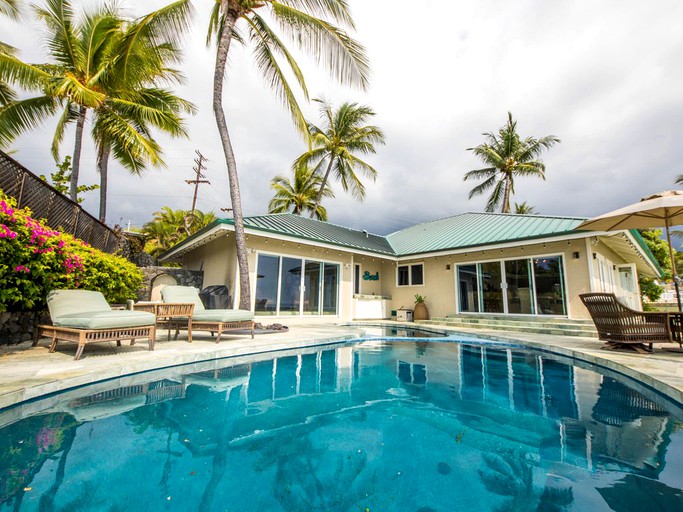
[13,265,30,273]
[0,200,14,218]
[0,224,17,239]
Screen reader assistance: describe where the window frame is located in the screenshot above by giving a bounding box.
[396,262,425,287]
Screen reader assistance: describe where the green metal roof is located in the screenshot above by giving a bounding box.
[160,212,661,275]
[161,214,394,258]
[239,214,395,254]
[386,212,586,255]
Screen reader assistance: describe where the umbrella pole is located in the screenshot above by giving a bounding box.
[664,215,682,312]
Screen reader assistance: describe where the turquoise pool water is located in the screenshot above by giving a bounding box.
[1,339,682,511]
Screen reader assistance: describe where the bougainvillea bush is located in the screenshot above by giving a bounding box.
[0,190,142,312]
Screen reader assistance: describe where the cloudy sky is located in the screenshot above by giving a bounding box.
[3,0,683,236]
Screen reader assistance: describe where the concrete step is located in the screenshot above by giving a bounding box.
[430,316,595,331]
[439,314,594,326]
[419,318,598,338]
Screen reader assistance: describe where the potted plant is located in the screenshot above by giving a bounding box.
[413,294,429,320]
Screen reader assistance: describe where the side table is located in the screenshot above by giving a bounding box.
[133,302,195,342]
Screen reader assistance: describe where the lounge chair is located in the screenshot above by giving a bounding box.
[579,292,673,353]
[36,289,156,360]
[160,285,254,342]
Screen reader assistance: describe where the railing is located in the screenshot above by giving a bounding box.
[0,150,119,253]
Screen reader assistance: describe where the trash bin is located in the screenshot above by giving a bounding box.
[199,285,232,309]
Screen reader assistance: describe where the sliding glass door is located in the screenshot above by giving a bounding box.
[533,256,566,315]
[255,254,340,316]
[457,255,566,316]
[480,261,504,313]
[505,259,534,314]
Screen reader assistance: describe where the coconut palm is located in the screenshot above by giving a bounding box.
[142,207,217,257]
[514,201,537,214]
[464,112,560,213]
[295,99,385,218]
[90,1,195,221]
[0,0,193,209]
[207,0,370,309]
[269,162,333,220]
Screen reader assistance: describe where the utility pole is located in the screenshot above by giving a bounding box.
[186,150,210,214]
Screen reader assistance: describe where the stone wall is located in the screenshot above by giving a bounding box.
[138,267,204,301]
[0,310,50,345]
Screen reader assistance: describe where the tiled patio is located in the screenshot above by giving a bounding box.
[1,322,682,413]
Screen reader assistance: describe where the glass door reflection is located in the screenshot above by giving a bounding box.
[479,261,504,313]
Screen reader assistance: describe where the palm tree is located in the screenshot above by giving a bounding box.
[207,0,370,310]
[268,162,333,220]
[0,0,193,210]
[142,207,216,257]
[295,99,385,218]
[514,201,537,214]
[91,3,195,222]
[464,112,560,213]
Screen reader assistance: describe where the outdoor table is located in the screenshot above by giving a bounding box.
[132,302,195,341]
[660,312,683,354]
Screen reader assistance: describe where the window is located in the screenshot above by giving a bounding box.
[354,264,361,294]
[397,263,424,286]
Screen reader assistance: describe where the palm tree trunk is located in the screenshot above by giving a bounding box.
[309,157,334,218]
[69,106,87,201]
[502,176,512,213]
[97,143,110,223]
[213,5,251,310]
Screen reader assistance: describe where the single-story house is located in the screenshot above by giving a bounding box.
[158,212,661,321]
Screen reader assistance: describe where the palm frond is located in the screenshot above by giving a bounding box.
[33,0,83,69]
[484,179,505,212]
[0,0,21,20]
[51,101,79,160]
[271,2,370,90]
[0,54,53,91]
[467,175,497,199]
[279,0,356,28]
[0,95,57,147]
[463,167,496,182]
[247,14,308,135]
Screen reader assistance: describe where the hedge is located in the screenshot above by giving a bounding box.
[0,190,142,312]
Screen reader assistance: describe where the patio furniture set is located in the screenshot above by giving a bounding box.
[35,286,255,360]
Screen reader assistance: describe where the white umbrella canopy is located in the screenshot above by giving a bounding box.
[577,190,683,310]
[576,190,683,231]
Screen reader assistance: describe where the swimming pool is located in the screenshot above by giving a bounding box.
[1,338,682,511]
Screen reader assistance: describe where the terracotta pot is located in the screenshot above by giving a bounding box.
[413,302,429,320]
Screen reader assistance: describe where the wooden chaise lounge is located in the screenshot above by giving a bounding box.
[160,285,254,342]
[579,292,674,353]
[36,289,156,360]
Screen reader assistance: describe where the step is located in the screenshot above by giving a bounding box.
[430,316,595,331]
[418,319,598,338]
[440,314,594,326]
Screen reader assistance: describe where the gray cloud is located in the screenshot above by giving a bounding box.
[3,0,683,243]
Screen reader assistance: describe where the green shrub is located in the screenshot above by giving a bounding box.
[0,191,142,312]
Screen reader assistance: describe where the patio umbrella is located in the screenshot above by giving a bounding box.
[576,190,683,310]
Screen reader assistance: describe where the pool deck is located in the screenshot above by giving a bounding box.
[1,321,682,412]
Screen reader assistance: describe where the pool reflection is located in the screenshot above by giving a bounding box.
[1,341,681,511]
